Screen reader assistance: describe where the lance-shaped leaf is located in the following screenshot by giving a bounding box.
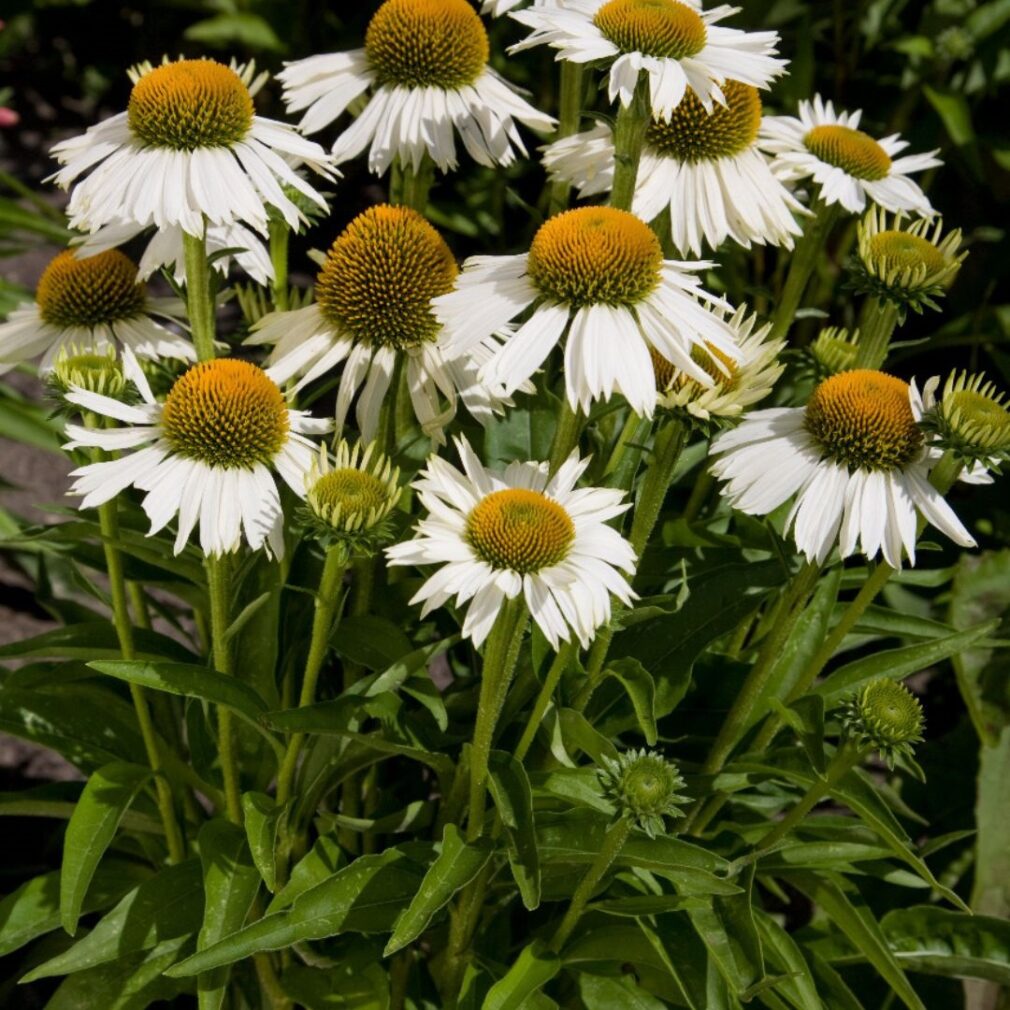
[242,792,286,893]
[488,750,540,910]
[482,940,560,1010]
[605,658,658,745]
[0,622,196,662]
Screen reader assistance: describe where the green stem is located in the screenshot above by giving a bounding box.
[276,545,349,807]
[547,61,586,217]
[182,229,217,362]
[768,199,842,343]
[609,74,650,213]
[603,412,653,489]
[629,419,686,558]
[548,398,584,475]
[206,553,243,825]
[466,598,528,842]
[514,643,576,763]
[549,818,632,952]
[392,154,435,214]
[754,740,864,851]
[854,297,899,369]
[268,219,291,312]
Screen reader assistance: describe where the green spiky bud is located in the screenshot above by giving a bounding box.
[809,326,861,378]
[841,679,924,767]
[919,371,1010,472]
[598,748,689,838]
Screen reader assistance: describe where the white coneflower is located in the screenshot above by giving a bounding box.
[50,58,335,239]
[65,357,331,557]
[434,205,739,417]
[278,0,555,175]
[542,80,805,255]
[386,437,636,647]
[248,204,519,445]
[510,0,785,120]
[761,95,939,216]
[710,369,976,568]
[0,248,193,374]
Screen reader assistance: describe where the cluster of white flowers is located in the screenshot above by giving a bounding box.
[1,0,999,652]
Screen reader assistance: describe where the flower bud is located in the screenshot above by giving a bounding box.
[598,748,689,838]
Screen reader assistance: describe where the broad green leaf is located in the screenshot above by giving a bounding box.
[784,872,925,1010]
[557,708,619,766]
[882,906,1010,986]
[168,849,427,976]
[242,791,286,892]
[23,859,204,981]
[637,915,728,1010]
[334,615,412,670]
[605,657,658,745]
[812,621,998,704]
[385,824,493,955]
[809,951,866,1010]
[0,860,150,957]
[483,400,558,468]
[196,819,261,1010]
[482,940,560,1010]
[280,962,390,1009]
[0,781,160,832]
[60,761,152,935]
[755,910,824,1010]
[184,12,285,52]
[923,84,975,147]
[268,835,344,913]
[578,970,671,1010]
[318,800,433,838]
[592,894,709,917]
[488,750,540,910]
[0,621,196,662]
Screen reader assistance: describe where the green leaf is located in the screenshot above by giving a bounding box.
[384,824,493,955]
[334,615,412,671]
[577,972,667,1010]
[784,872,925,1010]
[168,849,427,976]
[23,859,204,981]
[242,791,286,893]
[812,621,999,704]
[0,621,196,662]
[882,907,1010,985]
[60,761,152,935]
[196,819,261,1010]
[280,962,390,1009]
[483,400,558,468]
[755,910,824,1010]
[0,860,150,957]
[482,940,560,1010]
[267,835,344,913]
[183,12,285,51]
[605,657,658,744]
[923,84,975,147]
[488,750,540,910]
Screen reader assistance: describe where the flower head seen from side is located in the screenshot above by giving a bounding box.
[653,306,785,424]
[278,0,555,175]
[598,748,689,838]
[510,0,785,121]
[851,207,965,318]
[542,81,806,256]
[0,248,194,375]
[65,357,331,557]
[761,95,940,216]
[808,325,860,378]
[50,58,336,239]
[841,678,924,769]
[435,205,739,417]
[248,204,517,445]
[710,369,977,568]
[386,437,637,648]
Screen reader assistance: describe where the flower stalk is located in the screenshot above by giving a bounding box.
[268,218,291,313]
[182,228,217,362]
[854,297,899,369]
[609,74,649,213]
[547,61,585,217]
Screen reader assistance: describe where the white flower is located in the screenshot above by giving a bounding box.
[64,355,331,557]
[50,58,336,239]
[0,248,193,374]
[434,205,739,417]
[542,81,805,256]
[386,436,637,647]
[710,369,976,568]
[248,204,522,446]
[912,375,997,485]
[75,219,274,286]
[761,95,940,216]
[510,0,786,120]
[278,0,555,175]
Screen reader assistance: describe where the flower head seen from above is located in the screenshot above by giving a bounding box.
[50,58,336,239]
[841,678,924,768]
[598,748,689,837]
[542,80,805,256]
[278,0,555,175]
[510,0,786,121]
[248,204,519,445]
[852,207,965,317]
[761,95,940,216]
[386,437,637,648]
[435,205,739,417]
[65,357,331,557]
[710,369,976,568]
[0,248,194,375]
[653,306,785,423]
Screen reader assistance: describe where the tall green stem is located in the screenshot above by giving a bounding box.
[268,219,290,313]
[466,598,528,841]
[206,553,243,824]
[768,200,842,343]
[549,818,632,952]
[548,398,583,475]
[182,229,217,362]
[854,297,899,369]
[547,61,586,217]
[276,545,349,806]
[609,75,650,213]
[392,155,435,215]
[514,643,576,762]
